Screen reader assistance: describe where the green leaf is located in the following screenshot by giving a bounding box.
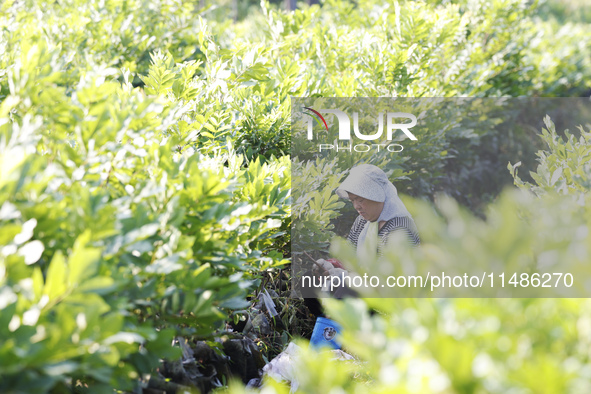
[68,231,102,285]
[44,251,67,301]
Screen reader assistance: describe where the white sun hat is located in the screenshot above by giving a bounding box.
[336,164,412,222]
[335,165,386,202]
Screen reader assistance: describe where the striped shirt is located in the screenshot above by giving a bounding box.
[347,215,420,253]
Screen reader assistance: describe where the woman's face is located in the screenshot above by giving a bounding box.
[348,192,384,222]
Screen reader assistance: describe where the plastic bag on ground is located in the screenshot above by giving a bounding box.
[262,342,355,392]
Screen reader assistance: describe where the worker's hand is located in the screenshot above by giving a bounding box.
[312,259,332,276]
[314,259,347,277]
[326,258,344,269]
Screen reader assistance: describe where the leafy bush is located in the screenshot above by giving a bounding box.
[229,296,591,393]
[510,116,591,195]
[0,23,289,394]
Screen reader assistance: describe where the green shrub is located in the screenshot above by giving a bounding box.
[510,116,591,195]
[0,32,289,394]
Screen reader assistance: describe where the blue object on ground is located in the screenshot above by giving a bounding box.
[310,316,342,349]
